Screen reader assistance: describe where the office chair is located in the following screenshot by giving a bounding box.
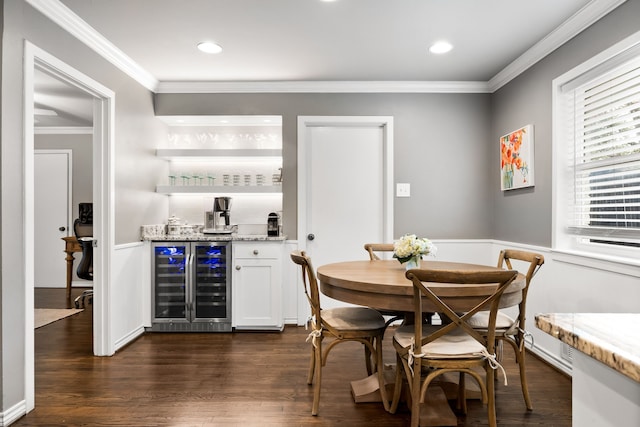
[73,203,93,308]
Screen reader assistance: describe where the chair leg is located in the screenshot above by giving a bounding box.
[375,335,390,412]
[311,344,322,416]
[389,353,404,414]
[517,348,533,410]
[457,372,468,414]
[487,366,497,427]
[364,339,374,376]
[307,346,315,385]
[410,358,421,427]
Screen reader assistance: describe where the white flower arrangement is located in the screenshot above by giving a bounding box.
[393,234,437,264]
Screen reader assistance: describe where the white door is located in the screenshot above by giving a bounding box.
[298,116,394,311]
[34,150,72,287]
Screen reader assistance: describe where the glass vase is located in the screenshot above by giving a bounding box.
[404,256,421,270]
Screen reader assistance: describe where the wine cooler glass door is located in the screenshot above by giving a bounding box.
[192,242,231,323]
[153,244,188,321]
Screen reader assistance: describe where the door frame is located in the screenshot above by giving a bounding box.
[23,41,116,410]
[34,149,73,286]
[297,116,394,321]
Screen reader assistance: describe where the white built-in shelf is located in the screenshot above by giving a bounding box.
[156,149,282,159]
[156,185,282,195]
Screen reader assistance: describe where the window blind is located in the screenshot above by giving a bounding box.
[567,58,640,245]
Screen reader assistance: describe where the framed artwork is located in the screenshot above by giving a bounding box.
[500,124,534,191]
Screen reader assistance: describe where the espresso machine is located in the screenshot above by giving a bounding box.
[204,197,236,234]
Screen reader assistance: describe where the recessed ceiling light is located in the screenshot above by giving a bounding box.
[197,41,223,54]
[429,41,453,54]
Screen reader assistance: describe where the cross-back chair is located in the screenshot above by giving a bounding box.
[467,249,544,410]
[290,250,390,415]
[390,268,519,427]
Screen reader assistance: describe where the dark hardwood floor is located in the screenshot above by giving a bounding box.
[16,288,571,426]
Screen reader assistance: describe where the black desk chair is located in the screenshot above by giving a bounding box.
[73,217,93,308]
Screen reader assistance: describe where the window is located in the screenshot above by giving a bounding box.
[554,32,640,259]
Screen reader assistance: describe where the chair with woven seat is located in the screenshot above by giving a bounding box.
[389,268,519,427]
[467,249,544,410]
[290,250,390,416]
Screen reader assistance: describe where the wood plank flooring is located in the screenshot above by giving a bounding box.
[15,288,572,426]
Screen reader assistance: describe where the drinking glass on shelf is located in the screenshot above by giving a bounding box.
[207,172,216,186]
[180,171,191,186]
[168,171,177,186]
[192,171,204,186]
[244,174,252,186]
[256,174,265,186]
[233,174,241,186]
[223,174,231,186]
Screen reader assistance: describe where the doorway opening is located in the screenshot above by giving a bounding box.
[23,41,115,412]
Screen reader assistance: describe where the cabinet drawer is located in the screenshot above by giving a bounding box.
[234,243,281,259]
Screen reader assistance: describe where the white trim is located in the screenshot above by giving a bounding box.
[35,126,93,135]
[156,80,491,94]
[24,41,116,413]
[0,400,27,426]
[25,0,158,92]
[489,0,628,92]
[26,0,626,94]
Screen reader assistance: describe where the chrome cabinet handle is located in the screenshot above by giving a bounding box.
[253,249,259,255]
[235,265,241,270]
[307,233,315,241]
[59,226,66,231]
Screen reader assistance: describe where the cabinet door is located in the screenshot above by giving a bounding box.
[232,243,283,330]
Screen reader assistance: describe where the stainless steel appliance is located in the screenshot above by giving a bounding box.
[149,241,231,332]
[267,212,280,236]
[204,197,235,234]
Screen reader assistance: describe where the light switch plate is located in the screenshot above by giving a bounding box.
[396,183,411,197]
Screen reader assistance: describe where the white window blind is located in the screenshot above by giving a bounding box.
[567,57,640,246]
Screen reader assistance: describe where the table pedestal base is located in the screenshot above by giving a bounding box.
[350,366,465,426]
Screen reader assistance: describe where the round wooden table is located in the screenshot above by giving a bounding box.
[317,259,525,422]
[317,259,526,313]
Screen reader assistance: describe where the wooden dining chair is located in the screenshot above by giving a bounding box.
[467,249,544,410]
[290,250,390,415]
[364,243,434,327]
[389,268,518,427]
[364,243,395,260]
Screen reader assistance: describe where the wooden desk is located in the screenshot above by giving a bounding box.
[62,236,82,299]
[317,259,525,426]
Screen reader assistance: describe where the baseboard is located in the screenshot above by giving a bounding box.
[114,325,145,352]
[0,399,26,426]
[530,343,573,377]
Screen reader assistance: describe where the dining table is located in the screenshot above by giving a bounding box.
[316,259,526,426]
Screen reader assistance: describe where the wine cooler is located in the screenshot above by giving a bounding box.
[150,241,231,332]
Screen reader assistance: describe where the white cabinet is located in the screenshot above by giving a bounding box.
[232,241,283,330]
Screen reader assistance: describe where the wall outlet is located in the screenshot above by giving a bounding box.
[396,183,411,197]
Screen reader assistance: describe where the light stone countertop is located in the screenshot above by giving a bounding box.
[141,233,286,242]
[535,313,640,383]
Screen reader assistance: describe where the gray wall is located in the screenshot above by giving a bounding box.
[491,0,640,246]
[1,0,167,412]
[155,92,493,240]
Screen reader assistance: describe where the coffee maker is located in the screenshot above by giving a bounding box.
[204,197,235,233]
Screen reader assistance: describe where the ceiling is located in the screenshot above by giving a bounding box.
[34,0,623,128]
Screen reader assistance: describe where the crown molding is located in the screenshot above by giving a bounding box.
[27,0,626,95]
[488,0,628,92]
[155,80,491,94]
[35,126,93,135]
[25,0,158,92]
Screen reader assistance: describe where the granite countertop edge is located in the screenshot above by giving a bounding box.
[141,234,287,242]
[535,313,640,383]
